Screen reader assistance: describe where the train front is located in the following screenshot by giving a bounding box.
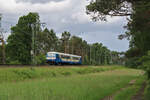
[46,52,57,65]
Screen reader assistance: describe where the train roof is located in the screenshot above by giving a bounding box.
[47,52,81,57]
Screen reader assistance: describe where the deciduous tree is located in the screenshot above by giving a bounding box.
[6,12,40,64]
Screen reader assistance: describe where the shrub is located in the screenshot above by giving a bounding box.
[61,71,71,76]
[76,69,86,74]
[13,69,37,80]
[35,54,46,65]
[144,81,150,100]
[143,61,150,78]
[125,57,140,68]
[9,60,21,65]
[139,51,150,79]
[51,72,57,77]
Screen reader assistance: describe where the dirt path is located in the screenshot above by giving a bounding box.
[131,81,147,100]
[101,80,136,100]
[101,80,147,100]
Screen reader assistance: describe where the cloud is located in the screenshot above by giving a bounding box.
[16,0,64,4]
[0,0,71,15]
[0,0,129,52]
[71,12,91,24]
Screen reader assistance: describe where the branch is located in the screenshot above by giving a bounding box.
[107,13,131,16]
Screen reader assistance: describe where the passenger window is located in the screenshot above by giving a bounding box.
[61,55,70,59]
[73,57,80,60]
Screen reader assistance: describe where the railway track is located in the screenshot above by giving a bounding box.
[0,64,88,68]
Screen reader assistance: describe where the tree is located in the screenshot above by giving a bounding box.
[69,36,82,55]
[0,35,5,64]
[49,29,58,51]
[86,0,150,62]
[0,15,6,64]
[88,43,111,65]
[124,2,150,56]
[86,0,134,21]
[0,46,2,64]
[139,51,150,79]
[36,28,58,54]
[86,0,149,20]
[60,31,71,53]
[6,12,40,64]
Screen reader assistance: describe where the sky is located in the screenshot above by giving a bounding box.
[0,0,129,52]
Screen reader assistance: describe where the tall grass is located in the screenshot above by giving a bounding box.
[0,68,144,100]
[0,65,122,82]
[114,75,146,100]
[144,81,150,100]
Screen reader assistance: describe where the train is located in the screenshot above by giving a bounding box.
[46,52,82,65]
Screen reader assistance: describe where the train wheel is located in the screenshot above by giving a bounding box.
[57,62,61,66]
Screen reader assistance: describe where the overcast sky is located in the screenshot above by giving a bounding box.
[0,0,129,52]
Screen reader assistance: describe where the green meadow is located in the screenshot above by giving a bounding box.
[0,66,147,100]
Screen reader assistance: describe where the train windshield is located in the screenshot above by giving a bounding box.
[47,53,56,60]
[48,53,56,57]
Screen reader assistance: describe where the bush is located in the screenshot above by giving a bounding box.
[61,71,71,76]
[143,61,150,78]
[9,60,21,65]
[125,57,140,68]
[139,51,150,79]
[35,54,46,65]
[144,81,150,100]
[13,69,37,80]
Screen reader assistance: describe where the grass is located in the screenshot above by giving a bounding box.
[144,80,150,100]
[114,75,146,100]
[0,66,145,100]
[0,65,122,83]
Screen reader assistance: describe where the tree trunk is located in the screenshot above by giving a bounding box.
[0,38,5,64]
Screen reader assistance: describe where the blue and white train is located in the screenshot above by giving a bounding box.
[46,52,82,65]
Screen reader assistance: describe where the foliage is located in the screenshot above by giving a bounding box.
[35,54,46,65]
[36,28,58,54]
[6,12,40,64]
[124,2,150,70]
[5,13,59,65]
[86,0,133,21]
[125,47,141,58]
[124,2,150,57]
[144,81,150,100]
[0,46,2,64]
[125,57,140,68]
[13,69,37,79]
[9,60,21,65]
[139,51,150,79]
[60,31,71,53]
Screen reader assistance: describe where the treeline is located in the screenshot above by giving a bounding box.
[0,13,123,65]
